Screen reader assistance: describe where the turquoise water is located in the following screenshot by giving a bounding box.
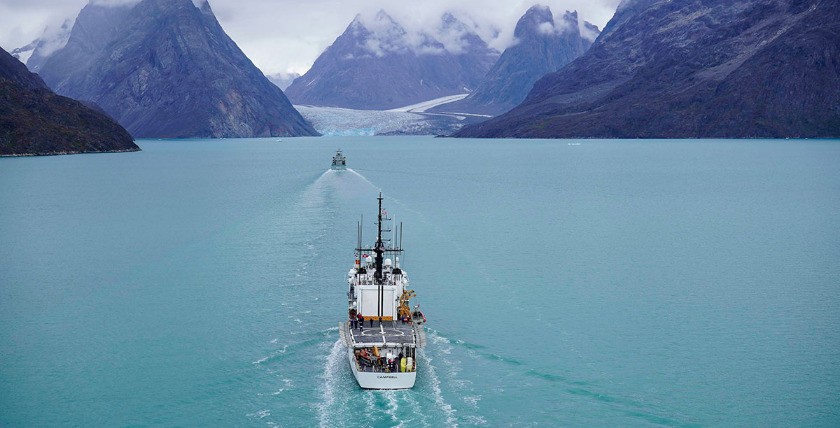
[1,137,839,426]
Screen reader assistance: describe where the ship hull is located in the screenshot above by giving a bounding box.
[347,348,416,389]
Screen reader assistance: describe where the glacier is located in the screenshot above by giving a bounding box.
[295,94,490,136]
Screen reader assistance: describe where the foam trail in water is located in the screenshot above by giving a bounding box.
[252,344,288,365]
[317,339,347,428]
[419,347,459,427]
[399,391,429,427]
[334,168,438,236]
[426,330,682,426]
[316,169,383,208]
[345,168,379,189]
[272,170,337,292]
[382,390,401,425]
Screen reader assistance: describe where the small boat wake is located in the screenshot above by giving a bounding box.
[418,347,459,427]
[312,332,461,426]
[345,168,378,188]
[423,329,684,426]
[317,339,349,428]
[317,168,380,203]
[316,338,422,427]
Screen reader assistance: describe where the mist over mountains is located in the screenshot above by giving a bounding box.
[6,0,837,141]
[11,1,610,139]
[285,10,500,110]
[31,0,317,139]
[457,0,840,138]
[433,5,599,116]
[266,72,301,91]
[9,19,73,73]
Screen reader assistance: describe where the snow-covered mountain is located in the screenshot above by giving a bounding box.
[457,0,840,138]
[11,19,73,73]
[285,10,499,110]
[435,5,598,116]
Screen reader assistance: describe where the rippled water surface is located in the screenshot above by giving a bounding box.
[1,137,839,426]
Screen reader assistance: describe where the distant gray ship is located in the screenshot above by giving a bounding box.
[331,149,346,170]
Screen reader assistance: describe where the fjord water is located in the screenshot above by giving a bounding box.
[1,137,838,426]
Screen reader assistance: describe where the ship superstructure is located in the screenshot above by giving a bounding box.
[339,194,426,389]
[331,149,347,170]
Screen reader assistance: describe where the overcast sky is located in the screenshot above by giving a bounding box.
[0,0,621,76]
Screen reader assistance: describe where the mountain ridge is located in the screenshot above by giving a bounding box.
[285,10,499,110]
[455,0,840,138]
[0,48,139,156]
[434,5,598,116]
[36,0,317,138]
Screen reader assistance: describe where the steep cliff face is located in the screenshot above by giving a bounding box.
[37,3,134,88]
[0,48,138,156]
[1,49,48,92]
[285,10,499,110]
[456,0,840,138]
[37,0,317,138]
[436,5,598,116]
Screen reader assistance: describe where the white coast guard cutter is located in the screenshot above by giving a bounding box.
[339,194,426,389]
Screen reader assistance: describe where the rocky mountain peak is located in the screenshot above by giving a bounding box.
[358,9,404,35]
[440,12,467,31]
[515,5,555,38]
[374,9,396,23]
[285,10,499,110]
[35,0,317,138]
[72,1,134,50]
[560,11,580,30]
[432,5,596,116]
[455,0,839,138]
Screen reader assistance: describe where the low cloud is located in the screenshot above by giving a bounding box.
[31,18,73,58]
[0,0,621,75]
[538,21,555,34]
[580,21,601,41]
[89,0,140,6]
[352,10,477,58]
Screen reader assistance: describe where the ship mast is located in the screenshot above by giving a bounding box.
[356,192,401,275]
[374,192,385,284]
[352,193,408,324]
